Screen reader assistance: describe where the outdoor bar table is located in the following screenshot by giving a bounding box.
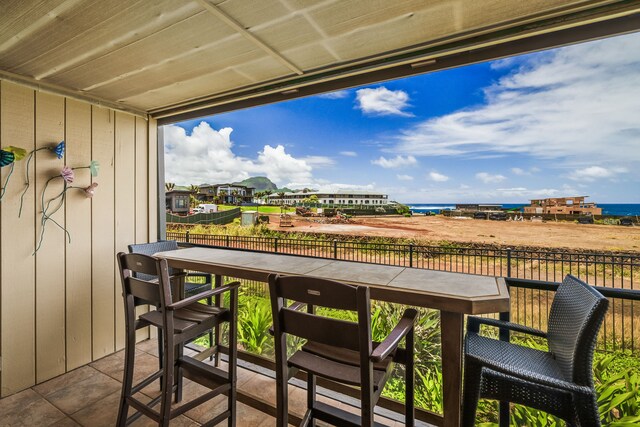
[154,246,510,427]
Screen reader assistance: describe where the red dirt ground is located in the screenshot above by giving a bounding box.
[266,214,640,252]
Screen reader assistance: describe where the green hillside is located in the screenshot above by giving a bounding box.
[235,176,277,191]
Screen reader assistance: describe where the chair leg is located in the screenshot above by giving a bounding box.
[116,325,137,427]
[160,339,175,427]
[307,373,316,427]
[228,288,238,427]
[206,295,215,362]
[461,358,483,427]
[174,343,183,403]
[214,275,222,367]
[575,392,601,427]
[157,325,164,390]
[405,328,415,427]
[361,367,374,427]
[274,338,289,427]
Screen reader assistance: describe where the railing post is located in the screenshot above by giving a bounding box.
[506,247,512,278]
[185,230,190,243]
[333,239,338,259]
[409,243,414,268]
[274,237,279,253]
[226,235,230,247]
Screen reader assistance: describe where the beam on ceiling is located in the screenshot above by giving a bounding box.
[0,0,86,54]
[0,68,148,119]
[154,9,640,125]
[195,0,303,76]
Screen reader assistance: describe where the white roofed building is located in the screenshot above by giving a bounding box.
[267,190,388,206]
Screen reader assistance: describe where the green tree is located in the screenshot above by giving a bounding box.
[165,182,175,192]
[264,190,273,205]
[277,191,286,206]
[219,189,228,204]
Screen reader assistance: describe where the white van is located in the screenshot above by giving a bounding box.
[193,204,217,214]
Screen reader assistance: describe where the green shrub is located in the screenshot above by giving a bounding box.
[199,290,640,423]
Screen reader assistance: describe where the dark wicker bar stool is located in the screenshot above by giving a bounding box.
[462,275,609,426]
[116,252,239,426]
[269,274,418,427]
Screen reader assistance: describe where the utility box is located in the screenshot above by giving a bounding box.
[241,210,258,226]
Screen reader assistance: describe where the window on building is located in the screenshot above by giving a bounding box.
[175,197,187,208]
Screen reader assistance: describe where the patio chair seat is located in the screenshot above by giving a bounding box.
[289,344,392,389]
[465,333,565,381]
[302,341,393,371]
[140,304,227,340]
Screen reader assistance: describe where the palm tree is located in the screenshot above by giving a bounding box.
[165,182,175,192]
[277,191,286,206]
[264,190,273,205]
[231,189,240,205]
[218,189,228,204]
[189,184,200,206]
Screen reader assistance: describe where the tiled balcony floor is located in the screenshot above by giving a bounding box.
[0,339,425,426]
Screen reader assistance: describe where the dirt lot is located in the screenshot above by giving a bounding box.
[267,214,640,252]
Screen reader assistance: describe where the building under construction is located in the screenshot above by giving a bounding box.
[524,196,602,215]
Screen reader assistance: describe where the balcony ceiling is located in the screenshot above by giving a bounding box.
[1,0,639,122]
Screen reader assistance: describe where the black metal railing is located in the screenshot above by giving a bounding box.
[167,231,640,353]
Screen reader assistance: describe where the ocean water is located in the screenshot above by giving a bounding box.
[408,203,640,217]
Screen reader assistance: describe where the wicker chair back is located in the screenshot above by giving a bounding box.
[547,274,609,385]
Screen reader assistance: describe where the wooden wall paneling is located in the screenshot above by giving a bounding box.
[147,118,158,340]
[34,91,66,383]
[134,117,148,244]
[148,118,158,243]
[0,82,36,396]
[91,106,115,359]
[64,99,92,370]
[134,117,149,342]
[114,112,135,350]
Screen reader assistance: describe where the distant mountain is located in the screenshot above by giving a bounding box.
[234,176,277,191]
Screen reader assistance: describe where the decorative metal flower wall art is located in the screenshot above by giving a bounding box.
[0,140,99,254]
[0,146,27,200]
[19,141,66,217]
[35,159,100,254]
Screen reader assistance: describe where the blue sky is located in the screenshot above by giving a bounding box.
[165,32,640,203]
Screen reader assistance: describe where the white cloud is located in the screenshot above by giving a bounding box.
[317,90,349,99]
[567,165,628,182]
[371,155,417,168]
[390,33,640,166]
[397,174,414,181]
[164,122,315,186]
[428,171,449,182]
[302,156,334,167]
[511,167,526,176]
[476,172,506,184]
[356,87,413,116]
[340,151,358,157]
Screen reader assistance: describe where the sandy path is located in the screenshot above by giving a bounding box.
[267,214,640,252]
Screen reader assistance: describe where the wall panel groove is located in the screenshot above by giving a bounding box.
[0,81,155,397]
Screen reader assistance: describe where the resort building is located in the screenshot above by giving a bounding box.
[197,183,254,204]
[524,196,602,215]
[267,190,389,206]
[165,190,191,214]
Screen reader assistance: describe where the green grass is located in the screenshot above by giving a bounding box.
[216,204,295,214]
